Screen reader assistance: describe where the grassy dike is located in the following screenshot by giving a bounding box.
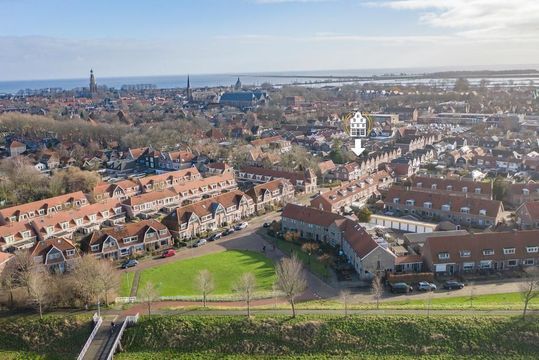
[0,314,92,360]
[116,315,539,359]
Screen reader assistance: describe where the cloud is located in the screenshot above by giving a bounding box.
[370,0,539,41]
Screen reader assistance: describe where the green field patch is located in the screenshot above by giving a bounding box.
[131,250,276,297]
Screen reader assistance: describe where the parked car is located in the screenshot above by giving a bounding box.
[193,238,207,247]
[161,249,176,258]
[443,280,465,290]
[234,222,248,231]
[208,232,222,241]
[417,281,437,291]
[121,259,138,269]
[390,282,413,294]
[223,228,235,236]
[263,222,271,228]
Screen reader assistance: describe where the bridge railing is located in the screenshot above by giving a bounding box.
[77,313,102,360]
[105,313,140,360]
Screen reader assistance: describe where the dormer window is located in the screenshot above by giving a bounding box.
[479,209,487,216]
[441,204,450,211]
[446,185,453,191]
[523,188,530,195]
[503,248,515,255]
[483,249,494,256]
[460,250,471,257]
[527,246,539,253]
[423,202,432,209]
[416,182,422,188]
[475,188,481,194]
[438,252,450,260]
[462,187,468,193]
[405,199,415,206]
[431,184,437,190]
[393,198,400,204]
[91,244,100,252]
[460,207,470,214]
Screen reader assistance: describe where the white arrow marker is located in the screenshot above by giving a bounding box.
[351,138,365,156]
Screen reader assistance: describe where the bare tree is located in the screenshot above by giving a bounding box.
[340,289,352,317]
[275,254,307,317]
[27,269,50,319]
[195,269,215,308]
[0,266,17,309]
[13,250,34,295]
[520,267,539,320]
[371,272,383,310]
[233,272,257,317]
[70,256,102,309]
[95,260,120,306]
[139,281,160,318]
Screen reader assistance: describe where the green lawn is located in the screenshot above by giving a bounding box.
[274,238,329,279]
[117,315,539,359]
[119,271,135,297]
[132,250,276,297]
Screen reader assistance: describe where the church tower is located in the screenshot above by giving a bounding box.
[89,69,98,94]
[234,77,242,90]
[186,75,192,102]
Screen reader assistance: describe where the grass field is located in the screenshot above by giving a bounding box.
[132,250,276,297]
[116,315,539,359]
[0,314,92,359]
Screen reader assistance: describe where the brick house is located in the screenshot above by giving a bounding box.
[0,222,38,251]
[136,168,202,193]
[281,204,395,278]
[516,201,539,229]
[237,166,317,193]
[311,170,393,213]
[246,179,295,212]
[423,230,539,275]
[9,140,26,157]
[507,183,539,207]
[29,238,79,273]
[384,187,504,228]
[162,190,255,240]
[121,189,180,219]
[410,175,493,200]
[0,191,89,224]
[82,220,172,260]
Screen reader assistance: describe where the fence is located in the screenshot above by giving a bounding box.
[77,313,102,360]
[105,313,140,360]
[116,291,281,304]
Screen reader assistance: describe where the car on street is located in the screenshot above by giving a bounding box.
[417,281,437,291]
[193,238,207,247]
[263,222,271,228]
[443,280,465,290]
[161,249,176,258]
[223,228,235,236]
[234,222,248,231]
[208,232,222,241]
[390,282,413,294]
[121,259,138,269]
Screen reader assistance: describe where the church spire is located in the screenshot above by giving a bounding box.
[89,69,97,94]
[186,75,192,102]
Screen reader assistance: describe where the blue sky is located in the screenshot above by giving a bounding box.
[1,0,538,80]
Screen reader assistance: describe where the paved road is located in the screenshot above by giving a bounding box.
[122,307,536,317]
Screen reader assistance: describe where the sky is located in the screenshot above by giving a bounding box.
[1,0,539,80]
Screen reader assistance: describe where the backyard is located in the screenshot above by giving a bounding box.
[122,250,277,298]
